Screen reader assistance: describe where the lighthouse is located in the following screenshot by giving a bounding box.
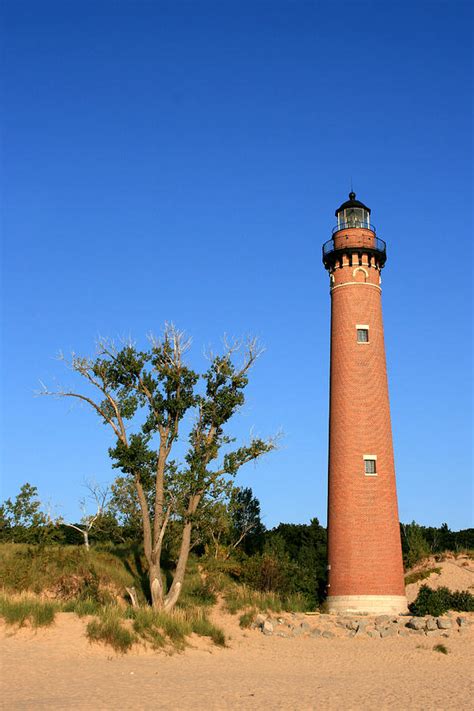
[322,192,407,615]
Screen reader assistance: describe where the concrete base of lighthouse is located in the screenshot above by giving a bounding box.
[326,595,408,616]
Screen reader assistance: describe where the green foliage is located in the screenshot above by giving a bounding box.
[191,615,226,646]
[0,595,57,627]
[63,598,103,617]
[0,543,138,599]
[409,585,474,616]
[433,644,448,655]
[223,583,310,614]
[404,567,441,585]
[126,606,225,651]
[402,522,431,568]
[239,609,257,628]
[86,609,136,653]
[178,562,217,609]
[0,484,54,544]
[47,329,275,610]
[401,522,474,567]
[235,519,327,607]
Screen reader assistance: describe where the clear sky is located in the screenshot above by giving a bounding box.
[1,1,472,530]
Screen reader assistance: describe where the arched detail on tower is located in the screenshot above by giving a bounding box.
[353,266,368,283]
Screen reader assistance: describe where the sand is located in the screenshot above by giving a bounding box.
[1,557,473,710]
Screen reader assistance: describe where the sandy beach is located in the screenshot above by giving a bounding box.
[1,610,473,710]
[2,557,473,710]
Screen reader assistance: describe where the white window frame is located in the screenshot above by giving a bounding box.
[363,454,377,476]
[356,324,370,343]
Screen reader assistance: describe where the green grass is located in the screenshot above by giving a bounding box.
[433,644,449,655]
[239,609,256,628]
[223,584,310,614]
[62,598,103,617]
[0,594,57,627]
[190,613,226,646]
[177,562,217,609]
[404,567,442,585]
[126,606,226,651]
[0,543,140,602]
[86,608,136,653]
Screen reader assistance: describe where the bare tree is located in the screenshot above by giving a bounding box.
[62,482,110,550]
[39,325,276,611]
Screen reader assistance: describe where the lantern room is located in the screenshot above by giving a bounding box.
[335,191,372,231]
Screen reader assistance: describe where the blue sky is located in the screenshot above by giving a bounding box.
[1,1,472,529]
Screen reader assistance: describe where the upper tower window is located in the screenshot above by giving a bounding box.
[335,192,371,230]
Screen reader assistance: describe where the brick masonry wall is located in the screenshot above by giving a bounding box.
[326,251,405,597]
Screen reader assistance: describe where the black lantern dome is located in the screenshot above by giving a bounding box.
[335,192,372,230]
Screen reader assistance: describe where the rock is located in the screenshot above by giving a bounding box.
[346,620,359,631]
[310,629,322,638]
[398,629,409,638]
[367,629,381,638]
[375,615,391,626]
[300,621,311,632]
[255,614,266,628]
[277,617,285,625]
[425,630,440,637]
[456,617,469,628]
[437,618,451,630]
[322,630,335,639]
[353,621,369,636]
[262,620,274,636]
[380,627,397,638]
[276,632,289,638]
[426,618,438,631]
[292,626,304,637]
[407,618,425,631]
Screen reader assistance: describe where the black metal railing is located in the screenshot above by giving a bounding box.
[322,236,387,260]
[332,221,376,234]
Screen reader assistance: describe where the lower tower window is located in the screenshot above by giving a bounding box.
[363,455,377,476]
[356,325,369,343]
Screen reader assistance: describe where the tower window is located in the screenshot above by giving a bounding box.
[363,455,377,476]
[356,326,369,343]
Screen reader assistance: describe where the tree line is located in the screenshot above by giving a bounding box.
[2,326,472,611]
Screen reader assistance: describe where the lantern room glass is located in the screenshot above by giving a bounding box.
[337,207,370,230]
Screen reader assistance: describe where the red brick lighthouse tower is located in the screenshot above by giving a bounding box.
[322,193,407,615]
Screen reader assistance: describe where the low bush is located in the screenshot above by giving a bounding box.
[433,643,448,655]
[0,595,57,627]
[404,567,441,586]
[239,609,256,628]
[223,583,310,614]
[125,606,226,651]
[86,609,136,653]
[62,598,103,617]
[0,543,138,601]
[409,585,474,616]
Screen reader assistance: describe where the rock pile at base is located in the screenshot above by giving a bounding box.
[251,612,471,639]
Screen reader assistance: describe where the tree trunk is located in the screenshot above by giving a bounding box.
[83,530,90,550]
[163,520,192,612]
[149,562,165,609]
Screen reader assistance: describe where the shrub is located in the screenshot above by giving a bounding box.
[62,598,103,617]
[239,609,256,628]
[433,644,448,655]
[190,615,226,646]
[409,585,474,616]
[126,606,225,651]
[404,567,441,586]
[223,583,310,614]
[0,595,57,627]
[86,609,136,653]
